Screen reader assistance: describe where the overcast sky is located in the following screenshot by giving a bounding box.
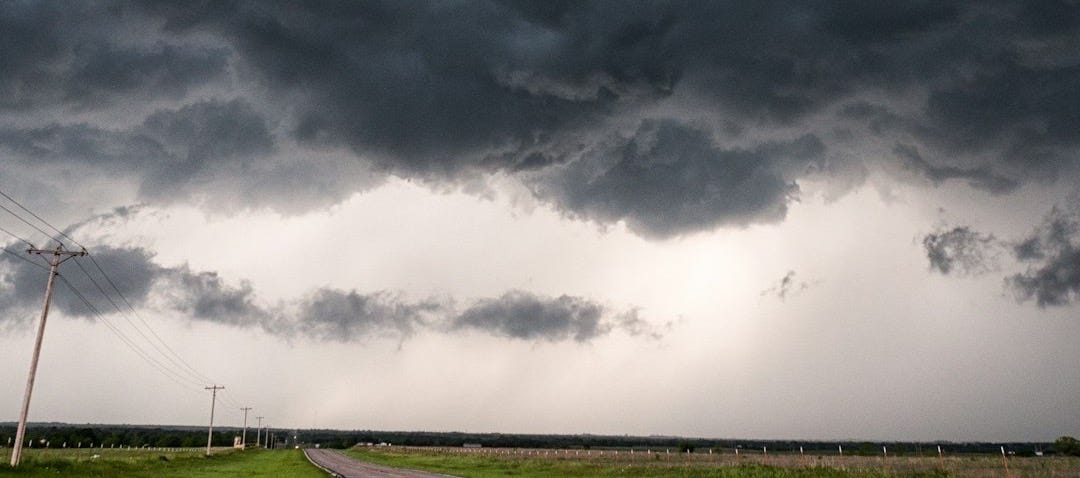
[1,1,1079,442]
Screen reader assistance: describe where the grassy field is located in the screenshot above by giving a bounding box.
[346,446,1080,478]
[7,444,1077,477]
[0,448,325,477]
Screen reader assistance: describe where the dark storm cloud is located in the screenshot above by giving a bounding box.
[4,1,1079,237]
[135,100,276,197]
[1009,201,1080,307]
[923,63,1080,177]
[923,226,1001,276]
[0,2,228,110]
[533,120,820,237]
[0,99,274,199]
[154,0,677,167]
[60,43,229,110]
[894,144,1019,195]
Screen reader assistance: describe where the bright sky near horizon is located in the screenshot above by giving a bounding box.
[1,1,1078,442]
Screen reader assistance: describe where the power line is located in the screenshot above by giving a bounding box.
[57,274,201,388]
[216,389,243,412]
[56,274,205,390]
[84,253,217,385]
[70,258,212,386]
[2,247,51,273]
[0,187,218,388]
[1,231,53,270]
[218,389,248,411]
[0,188,255,428]
[0,202,61,246]
[0,224,35,248]
[0,187,80,247]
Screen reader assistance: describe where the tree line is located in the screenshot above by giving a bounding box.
[0,424,242,449]
[2,424,1072,456]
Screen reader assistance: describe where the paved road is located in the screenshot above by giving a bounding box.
[304,448,456,478]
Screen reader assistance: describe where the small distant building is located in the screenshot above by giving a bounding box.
[463,443,482,449]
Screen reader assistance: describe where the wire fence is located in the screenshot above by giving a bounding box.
[373,445,1080,478]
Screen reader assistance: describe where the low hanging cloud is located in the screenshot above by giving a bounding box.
[1,2,1079,239]
[0,244,161,322]
[449,290,607,342]
[162,268,267,327]
[922,226,1001,276]
[1009,201,1080,307]
[923,197,1080,308]
[292,289,445,342]
[0,239,657,343]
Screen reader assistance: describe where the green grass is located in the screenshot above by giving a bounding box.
[0,448,326,477]
[344,448,951,478]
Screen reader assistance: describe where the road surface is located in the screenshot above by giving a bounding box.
[304,448,456,478]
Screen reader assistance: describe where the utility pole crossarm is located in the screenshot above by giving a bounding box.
[27,247,87,258]
[10,246,87,467]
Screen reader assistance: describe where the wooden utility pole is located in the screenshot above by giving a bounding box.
[255,416,264,448]
[205,385,225,456]
[240,407,252,448]
[10,246,86,467]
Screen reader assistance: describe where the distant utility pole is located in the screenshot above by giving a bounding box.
[240,407,252,449]
[255,416,264,448]
[10,245,86,467]
[265,426,270,448]
[205,385,225,456]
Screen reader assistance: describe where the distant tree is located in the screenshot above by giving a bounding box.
[856,443,878,456]
[181,435,200,448]
[155,435,181,447]
[1056,436,1080,456]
